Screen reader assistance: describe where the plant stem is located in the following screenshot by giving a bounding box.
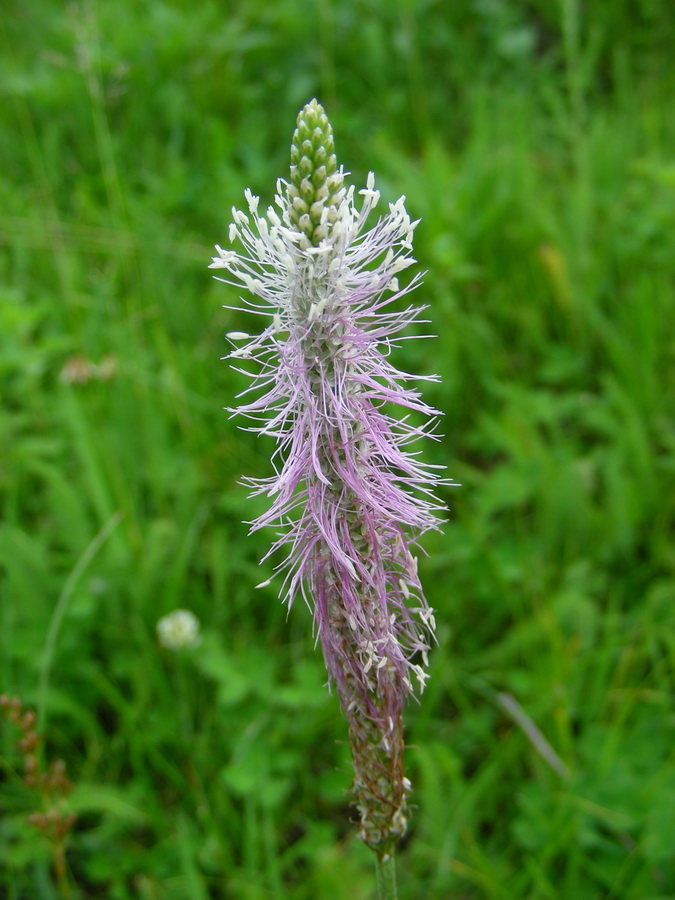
[375,852,398,900]
[54,840,73,898]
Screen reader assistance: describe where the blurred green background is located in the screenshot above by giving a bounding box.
[2,0,675,897]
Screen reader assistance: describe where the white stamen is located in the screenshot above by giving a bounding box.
[244,189,259,214]
[229,346,251,359]
[392,255,415,272]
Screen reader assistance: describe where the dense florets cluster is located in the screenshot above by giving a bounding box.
[211,99,447,857]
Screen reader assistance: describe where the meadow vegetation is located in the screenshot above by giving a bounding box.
[1,0,675,897]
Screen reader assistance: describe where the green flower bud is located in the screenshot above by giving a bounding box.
[288,99,345,247]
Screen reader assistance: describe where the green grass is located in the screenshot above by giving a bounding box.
[1,0,675,897]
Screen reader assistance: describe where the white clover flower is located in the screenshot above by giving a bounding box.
[156,609,201,650]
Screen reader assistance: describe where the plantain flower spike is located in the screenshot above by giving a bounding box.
[210,99,449,859]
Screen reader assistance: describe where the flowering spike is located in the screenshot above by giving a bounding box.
[211,100,451,858]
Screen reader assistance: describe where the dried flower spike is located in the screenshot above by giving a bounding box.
[1,693,77,893]
[211,100,448,858]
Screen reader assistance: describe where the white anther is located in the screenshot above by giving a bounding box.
[393,255,415,272]
[244,189,259,215]
[229,346,251,359]
[243,275,263,294]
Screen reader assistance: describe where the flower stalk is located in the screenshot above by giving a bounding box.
[376,852,399,900]
[211,99,447,863]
